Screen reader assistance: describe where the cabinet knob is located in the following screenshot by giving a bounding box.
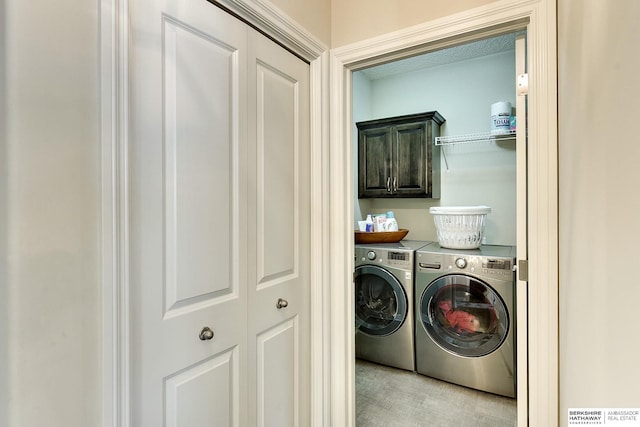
[276,298,289,309]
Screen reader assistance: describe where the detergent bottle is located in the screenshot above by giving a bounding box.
[385,211,399,232]
[365,214,374,232]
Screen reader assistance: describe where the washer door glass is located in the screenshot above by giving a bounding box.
[419,274,509,357]
[354,265,408,336]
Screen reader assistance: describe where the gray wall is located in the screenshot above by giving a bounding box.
[558,0,640,420]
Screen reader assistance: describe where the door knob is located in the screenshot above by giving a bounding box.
[199,326,214,341]
[276,298,289,309]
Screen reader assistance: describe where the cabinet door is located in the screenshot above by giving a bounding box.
[393,120,430,197]
[358,126,393,197]
[357,111,442,199]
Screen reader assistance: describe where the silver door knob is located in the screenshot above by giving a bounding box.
[276,298,289,309]
[199,326,214,341]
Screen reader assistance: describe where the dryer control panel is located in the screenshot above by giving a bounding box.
[416,252,515,279]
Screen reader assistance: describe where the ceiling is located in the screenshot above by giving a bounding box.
[358,32,520,80]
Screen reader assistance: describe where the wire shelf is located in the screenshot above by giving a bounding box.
[435,130,516,146]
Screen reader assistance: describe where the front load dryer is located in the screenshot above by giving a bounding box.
[354,240,431,371]
[415,243,517,397]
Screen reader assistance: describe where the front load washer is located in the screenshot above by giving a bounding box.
[415,243,517,397]
[354,240,431,371]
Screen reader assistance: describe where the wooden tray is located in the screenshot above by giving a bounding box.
[354,229,409,244]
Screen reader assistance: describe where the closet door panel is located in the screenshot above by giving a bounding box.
[246,28,311,427]
[130,2,247,425]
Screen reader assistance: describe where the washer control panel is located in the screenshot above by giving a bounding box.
[355,248,414,268]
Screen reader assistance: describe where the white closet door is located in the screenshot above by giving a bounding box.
[129,0,312,425]
[129,1,248,425]
[246,29,311,427]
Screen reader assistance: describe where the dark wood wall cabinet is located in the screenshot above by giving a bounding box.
[357,111,445,198]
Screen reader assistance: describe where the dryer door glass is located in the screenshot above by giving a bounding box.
[419,274,509,357]
[354,265,408,336]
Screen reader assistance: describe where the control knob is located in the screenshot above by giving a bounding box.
[367,250,377,261]
[455,257,467,269]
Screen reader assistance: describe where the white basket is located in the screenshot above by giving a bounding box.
[429,206,491,249]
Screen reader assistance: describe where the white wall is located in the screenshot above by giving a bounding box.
[558,0,640,420]
[271,0,331,46]
[1,0,101,426]
[0,1,8,424]
[331,0,496,47]
[354,50,516,245]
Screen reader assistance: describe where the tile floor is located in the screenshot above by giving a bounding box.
[356,359,517,427]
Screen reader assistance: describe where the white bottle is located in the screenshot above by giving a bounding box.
[365,214,374,232]
[385,211,399,232]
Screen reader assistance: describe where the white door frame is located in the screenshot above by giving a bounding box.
[329,0,558,426]
[102,0,558,426]
[100,0,329,425]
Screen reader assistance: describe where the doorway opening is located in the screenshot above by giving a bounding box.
[330,2,558,425]
[352,30,524,426]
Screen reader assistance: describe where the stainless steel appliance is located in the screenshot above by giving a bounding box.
[354,240,431,371]
[415,243,516,397]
